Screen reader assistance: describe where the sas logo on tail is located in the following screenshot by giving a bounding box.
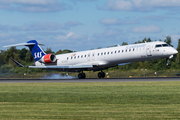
[34,52,42,59]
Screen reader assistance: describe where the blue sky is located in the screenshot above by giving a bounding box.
[0,0,180,52]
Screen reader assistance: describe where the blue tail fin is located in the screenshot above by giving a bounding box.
[26,40,46,61]
[3,40,46,62]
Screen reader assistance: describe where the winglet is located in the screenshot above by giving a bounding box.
[11,59,24,67]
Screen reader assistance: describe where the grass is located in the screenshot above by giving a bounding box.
[1,69,180,79]
[0,82,180,119]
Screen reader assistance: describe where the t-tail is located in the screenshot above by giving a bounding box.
[26,40,46,61]
[3,40,56,63]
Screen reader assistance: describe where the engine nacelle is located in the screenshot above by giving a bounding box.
[39,54,56,64]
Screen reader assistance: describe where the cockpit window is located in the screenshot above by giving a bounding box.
[162,44,169,47]
[155,44,162,48]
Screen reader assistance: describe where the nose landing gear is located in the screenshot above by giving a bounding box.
[166,58,171,66]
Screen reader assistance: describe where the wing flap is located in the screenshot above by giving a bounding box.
[11,58,93,69]
[28,65,93,69]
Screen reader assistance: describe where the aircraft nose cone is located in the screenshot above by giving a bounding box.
[173,49,178,54]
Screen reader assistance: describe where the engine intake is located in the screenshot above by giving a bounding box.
[39,54,56,64]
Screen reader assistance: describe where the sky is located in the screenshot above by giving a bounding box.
[0,0,180,52]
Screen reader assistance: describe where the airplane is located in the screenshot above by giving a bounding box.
[3,40,178,79]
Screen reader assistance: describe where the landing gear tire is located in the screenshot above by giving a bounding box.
[166,62,171,66]
[78,73,86,79]
[98,72,102,78]
[78,73,82,79]
[98,72,105,78]
[166,58,171,66]
[82,73,86,79]
[102,72,105,78]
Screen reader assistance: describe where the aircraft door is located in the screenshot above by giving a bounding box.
[92,52,95,61]
[87,53,91,61]
[146,45,152,56]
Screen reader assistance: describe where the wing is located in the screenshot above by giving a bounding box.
[11,59,130,72]
[28,65,93,69]
[11,59,93,69]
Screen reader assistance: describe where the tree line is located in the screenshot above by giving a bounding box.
[0,36,180,75]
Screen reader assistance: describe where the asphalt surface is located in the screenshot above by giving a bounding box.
[0,77,180,83]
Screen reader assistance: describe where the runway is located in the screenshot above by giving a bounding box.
[0,77,180,83]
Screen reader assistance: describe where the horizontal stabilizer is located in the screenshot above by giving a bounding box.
[3,43,35,47]
[11,59,24,67]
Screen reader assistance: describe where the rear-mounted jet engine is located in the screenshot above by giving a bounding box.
[39,54,56,64]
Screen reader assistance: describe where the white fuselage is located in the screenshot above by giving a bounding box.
[34,41,178,72]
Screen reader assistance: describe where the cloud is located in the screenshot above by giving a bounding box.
[57,32,86,41]
[0,0,69,12]
[144,15,172,21]
[100,18,139,25]
[171,35,180,41]
[0,0,56,5]
[128,25,162,33]
[0,33,10,39]
[54,32,88,50]
[94,29,124,38]
[65,21,83,26]
[57,32,75,40]
[0,21,82,32]
[70,0,97,2]
[101,0,180,11]
[106,0,133,11]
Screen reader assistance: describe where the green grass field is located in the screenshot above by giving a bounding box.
[0,81,180,119]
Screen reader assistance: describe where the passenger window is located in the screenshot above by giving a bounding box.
[93,54,94,56]
[67,57,69,60]
[71,57,73,59]
[122,50,124,53]
[111,51,113,54]
[81,55,83,58]
[74,56,76,59]
[133,48,135,51]
[98,53,99,56]
[129,49,131,52]
[107,52,109,54]
[126,49,127,52]
[78,56,79,58]
[85,55,86,57]
[101,52,103,55]
[115,51,116,54]
[104,52,106,55]
[118,50,120,53]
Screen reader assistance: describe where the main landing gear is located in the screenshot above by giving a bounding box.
[98,71,105,78]
[78,71,106,79]
[78,72,86,79]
